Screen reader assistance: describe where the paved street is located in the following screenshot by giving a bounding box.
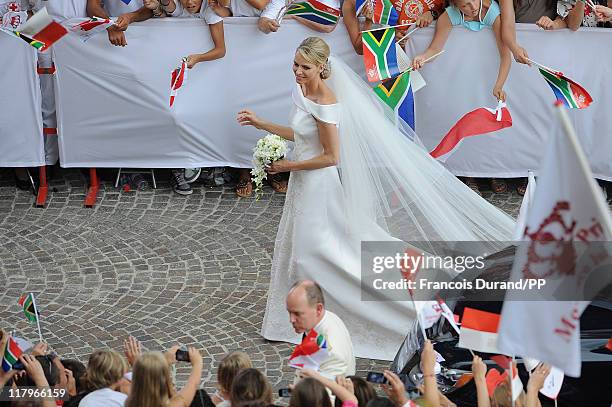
[0,168,593,399]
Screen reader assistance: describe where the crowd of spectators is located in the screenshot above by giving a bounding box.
[0,280,558,407]
[6,0,612,198]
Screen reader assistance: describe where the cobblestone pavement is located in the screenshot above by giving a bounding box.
[0,168,608,400]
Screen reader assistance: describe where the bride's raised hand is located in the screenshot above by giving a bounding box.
[237,109,264,129]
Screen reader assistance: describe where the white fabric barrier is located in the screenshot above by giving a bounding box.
[0,33,44,167]
[54,18,361,168]
[407,24,612,181]
[52,20,611,180]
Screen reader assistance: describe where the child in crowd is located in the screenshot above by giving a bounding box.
[153,0,227,195]
[211,351,253,406]
[216,0,270,16]
[411,0,511,195]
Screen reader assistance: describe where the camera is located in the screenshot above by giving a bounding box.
[278,388,291,397]
[366,372,388,384]
[176,349,190,362]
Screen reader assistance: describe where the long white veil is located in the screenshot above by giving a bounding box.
[326,56,516,252]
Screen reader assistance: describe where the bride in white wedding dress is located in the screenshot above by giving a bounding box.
[237,37,516,361]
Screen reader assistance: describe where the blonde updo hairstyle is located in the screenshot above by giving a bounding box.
[297,37,331,79]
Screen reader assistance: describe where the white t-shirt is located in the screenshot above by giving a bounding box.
[79,388,127,407]
[229,0,261,17]
[169,1,222,24]
[30,0,88,19]
[102,0,143,17]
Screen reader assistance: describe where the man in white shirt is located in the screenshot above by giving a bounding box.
[258,0,341,33]
[286,280,356,379]
[86,0,152,46]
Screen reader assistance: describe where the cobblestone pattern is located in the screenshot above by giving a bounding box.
[0,168,603,400]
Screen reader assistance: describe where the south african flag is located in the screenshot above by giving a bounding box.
[18,293,38,323]
[372,0,398,26]
[538,68,592,109]
[362,27,400,83]
[285,0,341,25]
[2,337,24,372]
[374,71,415,132]
[0,28,45,50]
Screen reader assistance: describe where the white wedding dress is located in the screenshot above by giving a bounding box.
[261,57,516,360]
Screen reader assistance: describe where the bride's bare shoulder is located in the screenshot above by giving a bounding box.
[318,85,337,105]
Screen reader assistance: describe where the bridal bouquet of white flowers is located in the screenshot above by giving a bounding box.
[251,134,289,200]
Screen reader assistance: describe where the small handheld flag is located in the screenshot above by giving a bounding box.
[64,16,115,42]
[362,27,401,82]
[170,58,188,108]
[430,101,512,162]
[284,0,340,25]
[18,293,38,323]
[18,293,43,341]
[538,68,592,109]
[288,329,330,370]
[2,336,24,372]
[372,0,398,25]
[374,71,415,131]
[16,7,68,51]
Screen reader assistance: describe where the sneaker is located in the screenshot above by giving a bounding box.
[184,168,201,184]
[172,169,192,195]
[130,174,148,190]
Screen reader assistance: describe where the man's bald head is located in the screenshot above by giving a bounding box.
[286,280,326,333]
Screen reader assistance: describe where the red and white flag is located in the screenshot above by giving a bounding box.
[497,103,612,377]
[430,101,512,162]
[16,7,67,51]
[64,16,114,42]
[458,307,501,354]
[170,58,187,107]
[437,298,460,335]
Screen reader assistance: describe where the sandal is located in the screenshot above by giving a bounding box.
[490,178,508,194]
[235,178,253,198]
[516,178,528,196]
[462,177,481,196]
[268,173,288,193]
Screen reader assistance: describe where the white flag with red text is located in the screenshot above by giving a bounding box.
[497,103,612,377]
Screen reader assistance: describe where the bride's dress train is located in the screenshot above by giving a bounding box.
[261,57,515,360]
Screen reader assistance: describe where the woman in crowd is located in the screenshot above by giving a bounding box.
[211,351,253,406]
[125,347,203,407]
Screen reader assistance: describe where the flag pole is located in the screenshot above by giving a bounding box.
[402,50,445,73]
[396,26,419,44]
[30,293,43,343]
[555,103,612,233]
[360,23,413,33]
[526,58,560,75]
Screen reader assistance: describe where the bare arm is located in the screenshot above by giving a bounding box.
[127,6,155,23]
[564,1,585,30]
[342,0,372,55]
[472,356,491,407]
[186,21,226,68]
[246,0,270,11]
[87,0,109,18]
[411,12,451,69]
[493,17,511,101]
[499,0,531,63]
[300,370,358,403]
[237,110,294,141]
[170,348,203,407]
